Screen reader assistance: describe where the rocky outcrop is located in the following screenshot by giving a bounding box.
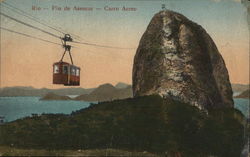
[40,93,72,100]
[133,10,234,109]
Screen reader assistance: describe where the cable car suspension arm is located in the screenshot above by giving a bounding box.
[60,34,74,65]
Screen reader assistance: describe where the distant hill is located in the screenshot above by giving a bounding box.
[40,93,72,101]
[1,83,247,99]
[231,84,249,93]
[115,82,130,89]
[235,89,249,99]
[0,86,94,97]
[75,83,133,101]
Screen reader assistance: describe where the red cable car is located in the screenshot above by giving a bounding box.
[53,62,80,86]
[53,34,80,86]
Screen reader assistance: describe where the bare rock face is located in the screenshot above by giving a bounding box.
[132,10,233,109]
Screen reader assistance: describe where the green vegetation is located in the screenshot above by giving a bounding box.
[0,146,158,157]
[0,95,246,157]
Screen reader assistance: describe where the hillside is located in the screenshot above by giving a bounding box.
[75,83,132,101]
[0,95,245,156]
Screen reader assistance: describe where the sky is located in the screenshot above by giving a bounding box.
[0,0,249,88]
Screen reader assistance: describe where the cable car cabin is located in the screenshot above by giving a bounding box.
[53,62,80,86]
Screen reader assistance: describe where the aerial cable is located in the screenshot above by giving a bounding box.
[71,41,136,50]
[2,1,84,41]
[0,7,135,50]
[0,12,61,39]
[1,2,65,35]
[0,27,61,46]
[0,12,135,50]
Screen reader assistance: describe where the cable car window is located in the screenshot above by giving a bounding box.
[54,65,59,74]
[76,69,80,76]
[63,65,68,74]
[71,67,76,75]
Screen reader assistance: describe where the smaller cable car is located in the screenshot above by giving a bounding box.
[53,62,80,86]
[53,34,80,86]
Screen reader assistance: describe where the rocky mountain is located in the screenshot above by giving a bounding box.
[40,93,72,101]
[235,89,249,99]
[133,10,233,110]
[75,83,132,102]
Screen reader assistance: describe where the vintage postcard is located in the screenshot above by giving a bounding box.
[0,0,249,156]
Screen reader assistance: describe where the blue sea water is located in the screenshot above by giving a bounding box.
[0,97,91,122]
[234,98,249,118]
[0,97,248,122]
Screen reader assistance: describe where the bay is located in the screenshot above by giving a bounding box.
[0,96,91,122]
[234,98,249,118]
[0,97,248,122]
